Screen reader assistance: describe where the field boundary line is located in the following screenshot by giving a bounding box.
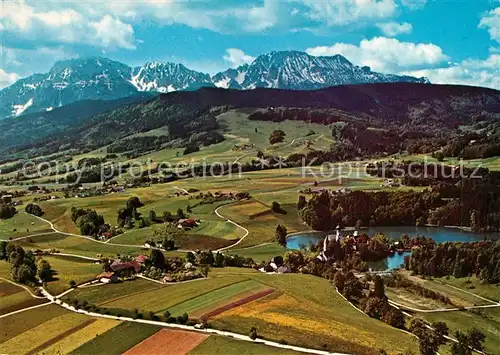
[387,299,500,313]
[25,318,97,355]
[438,281,499,305]
[138,274,211,286]
[0,301,52,319]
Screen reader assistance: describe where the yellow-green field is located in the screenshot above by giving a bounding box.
[13,233,148,258]
[188,335,303,355]
[43,255,103,295]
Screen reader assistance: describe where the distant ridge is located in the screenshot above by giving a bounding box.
[0,51,429,118]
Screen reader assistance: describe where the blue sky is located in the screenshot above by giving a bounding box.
[1,0,499,89]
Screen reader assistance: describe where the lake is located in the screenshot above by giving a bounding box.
[287,226,500,271]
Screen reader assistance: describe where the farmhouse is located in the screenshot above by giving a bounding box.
[177,218,199,230]
[97,271,118,284]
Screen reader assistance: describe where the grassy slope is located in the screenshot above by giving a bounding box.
[0,212,52,238]
[217,110,334,154]
[210,271,418,355]
[421,308,500,354]
[229,244,292,263]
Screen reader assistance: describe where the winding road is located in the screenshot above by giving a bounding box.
[213,204,249,252]
[4,200,251,256]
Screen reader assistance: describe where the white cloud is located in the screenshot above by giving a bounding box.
[479,7,500,43]
[223,48,256,67]
[300,0,397,26]
[404,54,500,89]
[306,37,448,72]
[376,21,413,36]
[401,0,427,10]
[0,69,20,89]
[90,15,135,50]
[0,1,136,50]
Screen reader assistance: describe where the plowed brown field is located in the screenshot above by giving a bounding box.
[123,329,209,355]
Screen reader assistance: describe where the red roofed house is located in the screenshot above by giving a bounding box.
[110,261,141,274]
[177,218,199,230]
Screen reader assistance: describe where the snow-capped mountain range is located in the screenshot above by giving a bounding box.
[0,51,429,118]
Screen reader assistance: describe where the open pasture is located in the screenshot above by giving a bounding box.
[42,255,102,295]
[13,233,145,258]
[190,220,243,240]
[0,212,52,239]
[385,287,457,310]
[217,109,334,154]
[217,202,307,247]
[229,244,292,263]
[434,276,500,303]
[401,272,497,307]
